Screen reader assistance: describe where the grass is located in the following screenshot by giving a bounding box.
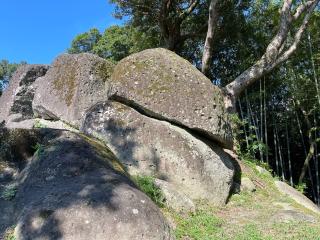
[173,210,223,240]
[132,175,165,207]
[162,159,320,240]
[1,184,17,201]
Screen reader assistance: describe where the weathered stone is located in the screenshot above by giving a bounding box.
[154,179,195,212]
[12,130,173,240]
[272,210,316,223]
[109,48,232,148]
[256,166,270,175]
[275,180,320,214]
[240,177,256,192]
[0,65,48,124]
[82,101,234,205]
[32,53,114,128]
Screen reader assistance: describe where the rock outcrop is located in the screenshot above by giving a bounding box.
[82,101,234,205]
[0,128,173,239]
[33,53,114,128]
[109,48,233,148]
[0,48,241,238]
[0,65,49,127]
[275,180,320,214]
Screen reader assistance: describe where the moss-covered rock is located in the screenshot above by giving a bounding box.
[32,53,114,128]
[109,48,232,149]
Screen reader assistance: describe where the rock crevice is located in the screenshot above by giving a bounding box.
[82,100,235,205]
[109,95,226,149]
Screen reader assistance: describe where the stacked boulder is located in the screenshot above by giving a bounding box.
[0,48,236,239]
[33,48,235,205]
[33,53,114,128]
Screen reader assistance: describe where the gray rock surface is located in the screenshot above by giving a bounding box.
[275,180,320,214]
[240,177,256,192]
[32,53,114,128]
[154,179,195,212]
[109,48,232,149]
[0,65,48,124]
[82,101,234,205]
[272,210,316,223]
[255,166,270,175]
[9,130,173,240]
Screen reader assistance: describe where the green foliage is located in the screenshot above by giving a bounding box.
[132,175,165,207]
[1,184,17,201]
[0,60,25,96]
[230,114,267,160]
[68,28,101,54]
[295,182,307,194]
[68,25,159,62]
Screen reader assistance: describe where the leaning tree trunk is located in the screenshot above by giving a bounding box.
[201,0,219,76]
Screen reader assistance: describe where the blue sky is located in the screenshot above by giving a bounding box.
[0,1,122,64]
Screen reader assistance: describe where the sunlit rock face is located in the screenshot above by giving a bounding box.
[33,53,114,128]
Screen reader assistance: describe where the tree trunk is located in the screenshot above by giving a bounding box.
[286,120,293,186]
[201,0,219,76]
[263,78,269,164]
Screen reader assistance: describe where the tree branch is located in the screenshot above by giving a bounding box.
[275,1,318,65]
[179,0,199,20]
[223,0,319,110]
[201,0,219,76]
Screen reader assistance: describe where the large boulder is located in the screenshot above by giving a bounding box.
[109,48,232,148]
[82,101,234,205]
[7,130,173,240]
[32,53,114,128]
[0,65,49,125]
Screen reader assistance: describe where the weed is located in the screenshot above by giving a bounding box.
[1,184,17,201]
[3,226,16,240]
[32,143,44,157]
[33,119,47,129]
[295,182,307,194]
[132,175,165,207]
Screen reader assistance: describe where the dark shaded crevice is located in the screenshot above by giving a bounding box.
[109,95,231,149]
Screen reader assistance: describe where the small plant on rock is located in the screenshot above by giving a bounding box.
[33,119,47,129]
[4,226,16,240]
[133,175,165,207]
[32,143,44,157]
[1,184,17,201]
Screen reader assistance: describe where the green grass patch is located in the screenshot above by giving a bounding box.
[174,210,223,240]
[233,224,272,240]
[132,175,165,207]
